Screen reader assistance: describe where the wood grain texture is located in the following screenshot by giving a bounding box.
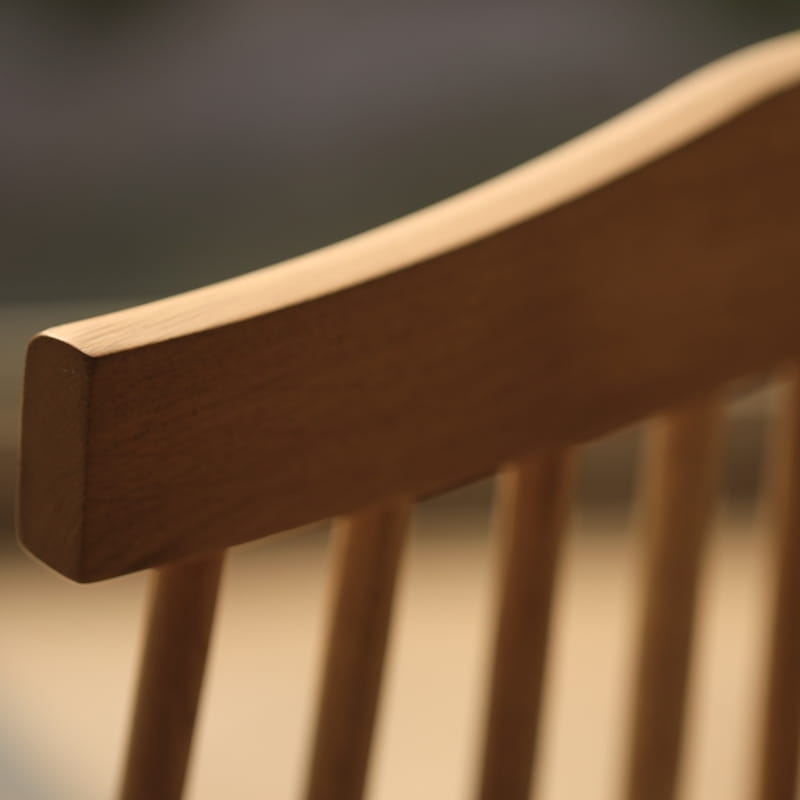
[624,398,722,800]
[476,450,574,800]
[119,552,224,800]
[304,499,409,800]
[755,371,800,800]
[17,39,800,581]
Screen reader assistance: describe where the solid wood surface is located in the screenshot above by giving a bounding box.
[304,499,409,800]
[119,552,224,800]
[755,373,800,800]
[624,399,722,800]
[17,35,800,581]
[476,450,574,800]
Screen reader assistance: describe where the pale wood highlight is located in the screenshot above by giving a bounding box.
[120,552,224,800]
[18,65,800,582]
[27,32,800,357]
[624,398,722,800]
[755,372,800,800]
[477,450,574,800]
[304,499,410,800]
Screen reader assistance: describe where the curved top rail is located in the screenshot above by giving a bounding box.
[41,31,800,357]
[19,33,800,581]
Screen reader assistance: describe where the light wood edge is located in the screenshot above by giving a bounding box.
[40,32,800,358]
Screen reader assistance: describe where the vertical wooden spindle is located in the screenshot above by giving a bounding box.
[625,397,722,800]
[305,498,410,800]
[477,449,574,800]
[756,373,800,800]
[119,551,225,800]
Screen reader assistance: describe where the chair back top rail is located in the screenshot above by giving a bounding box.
[18,33,800,581]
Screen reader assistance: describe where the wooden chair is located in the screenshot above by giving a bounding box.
[16,31,800,800]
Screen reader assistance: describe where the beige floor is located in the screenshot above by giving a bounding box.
[0,502,781,800]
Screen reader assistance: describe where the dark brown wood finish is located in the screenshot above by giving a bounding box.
[18,88,800,583]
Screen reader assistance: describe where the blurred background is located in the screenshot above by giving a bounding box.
[2,1,799,798]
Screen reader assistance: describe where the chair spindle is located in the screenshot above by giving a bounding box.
[305,498,410,800]
[756,373,800,800]
[477,449,574,800]
[624,397,722,800]
[119,551,225,800]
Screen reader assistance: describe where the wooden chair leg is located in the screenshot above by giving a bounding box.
[119,551,225,800]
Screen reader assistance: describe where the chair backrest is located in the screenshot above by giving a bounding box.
[17,32,800,800]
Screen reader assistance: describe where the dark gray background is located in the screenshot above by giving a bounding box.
[2,0,799,303]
